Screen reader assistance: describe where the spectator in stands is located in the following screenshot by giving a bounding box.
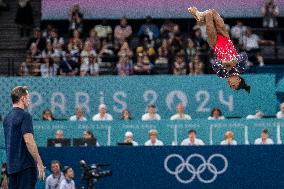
[15,0,33,37]
[59,53,79,76]
[117,56,134,76]
[53,41,66,59]
[188,55,204,75]
[114,17,133,44]
[231,20,247,45]
[68,4,83,33]
[45,160,64,189]
[42,109,55,121]
[144,129,164,146]
[94,19,113,39]
[246,110,264,119]
[173,51,187,75]
[168,31,183,54]
[220,131,237,145]
[18,57,30,76]
[48,28,64,48]
[261,0,279,28]
[69,29,83,51]
[192,28,207,50]
[276,102,284,119]
[66,41,80,63]
[181,129,205,146]
[121,109,132,120]
[137,16,160,40]
[89,54,100,76]
[26,27,46,51]
[41,40,55,58]
[42,24,53,39]
[193,21,207,41]
[80,41,98,76]
[92,104,113,121]
[98,39,115,61]
[70,107,87,121]
[86,29,101,52]
[19,54,39,76]
[185,38,197,63]
[29,42,41,62]
[170,103,192,120]
[208,108,225,120]
[156,39,170,63]
[242,28,274,66]
[142,104,161,121]
[118,42,133,58]
[254,128,274,145]
[134,53,153,75]
[160,19,179,39]
[55,130,64,139]
[136,36,156,62]
[40,57,59,77]
[60,166,75,189]
[124,131,138,146]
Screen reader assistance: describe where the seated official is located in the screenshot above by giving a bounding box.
[276,103,284,119]
[82,130,100,146]
[254,129,274,145]
[246,110,264,119]
[69,107,87,121]
[220,131,237,145]
[92,104,113,121]
[124,131,138,146]
[141,104,161,121]
[208,108,225,120]
[170,103,192,120]
[181,129,205,146]
[144,129,164,146]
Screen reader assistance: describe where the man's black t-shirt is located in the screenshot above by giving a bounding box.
[3,107,35,174]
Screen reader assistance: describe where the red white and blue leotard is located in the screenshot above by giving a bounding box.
[211,34,248,78]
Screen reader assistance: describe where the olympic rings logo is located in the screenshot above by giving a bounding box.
[164,153,228,184]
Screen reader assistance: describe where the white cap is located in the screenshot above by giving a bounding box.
[125,131,133,137]
[99,104,107,110]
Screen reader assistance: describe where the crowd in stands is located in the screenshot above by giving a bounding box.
[41,102,284,121]
[18,1,279,77]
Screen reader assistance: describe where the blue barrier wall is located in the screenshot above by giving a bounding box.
[0,75,277,119]
[39,146,284,189]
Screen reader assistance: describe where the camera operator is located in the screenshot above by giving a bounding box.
[59,166,75,189]
[0,163,8,189]
[45,160,64,189]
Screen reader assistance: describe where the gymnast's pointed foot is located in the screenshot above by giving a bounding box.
[188,6,204,22]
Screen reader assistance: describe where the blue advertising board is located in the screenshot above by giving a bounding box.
[0,75,277,120]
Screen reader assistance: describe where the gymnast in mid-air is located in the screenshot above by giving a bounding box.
[188,7,251,93]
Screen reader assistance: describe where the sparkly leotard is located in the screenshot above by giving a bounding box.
[211,34,248,78]
[214,34,238,62]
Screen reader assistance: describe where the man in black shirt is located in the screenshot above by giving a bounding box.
[3,86,45,189]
